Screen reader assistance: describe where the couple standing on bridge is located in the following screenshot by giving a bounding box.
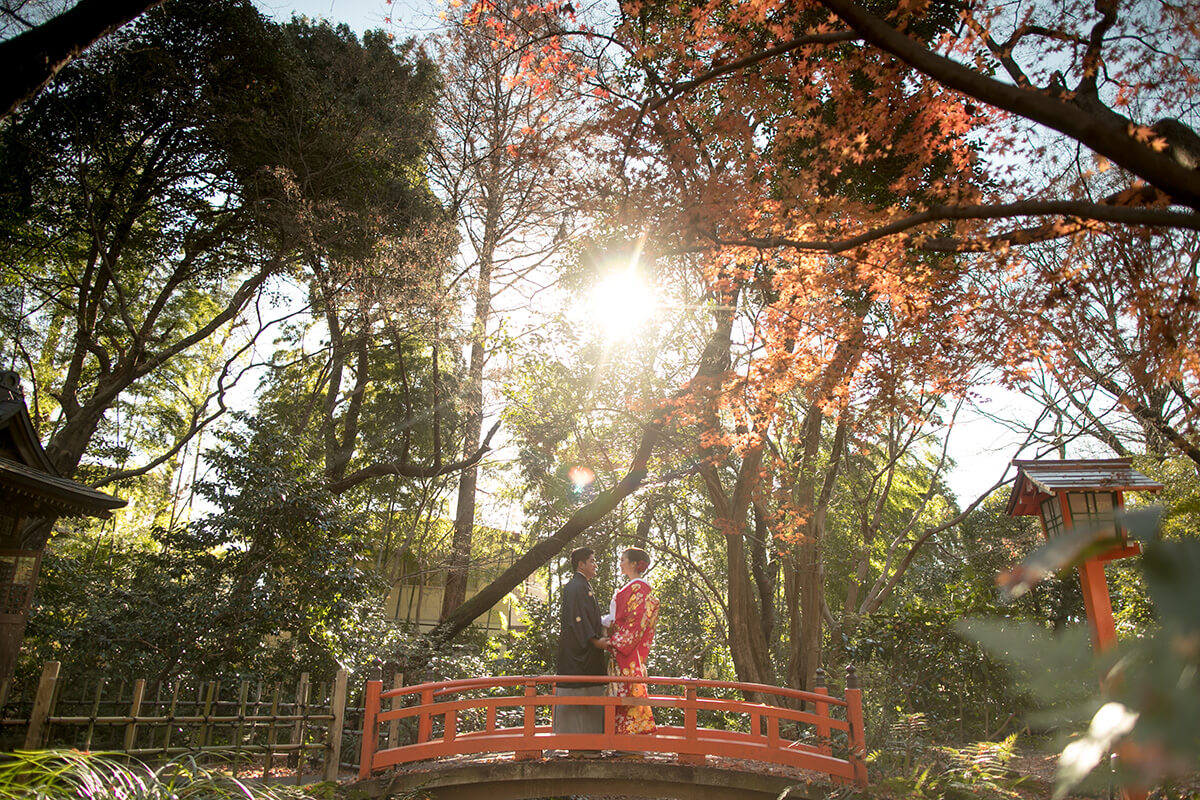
[553,546,659,751]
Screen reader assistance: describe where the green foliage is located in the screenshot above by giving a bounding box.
[488,597,557,677]
[849,607,1029,747]
[0,749,328,799]
[0,0,450,492]
[865,728,1026,800]
[841,493,1091,746]
[26,413,399,683]
[960,507,1200,797]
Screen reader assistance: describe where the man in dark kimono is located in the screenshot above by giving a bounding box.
[553,546,609,744]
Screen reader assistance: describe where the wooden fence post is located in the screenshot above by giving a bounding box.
[85,678,105,751]
[264,682,280,782]
[199,680,219,748]
[290,671,309,783]
[323,669,347,783]
[233,680,249,777]
[845,665,868,788]
[161,681,180,757]
[24,661,59,749]
[123,678,145,751]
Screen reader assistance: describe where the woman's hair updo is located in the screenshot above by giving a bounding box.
[623,547,650,573]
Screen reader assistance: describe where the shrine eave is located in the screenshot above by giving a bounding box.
[1006,458,1164,517]
[0,456,126,519]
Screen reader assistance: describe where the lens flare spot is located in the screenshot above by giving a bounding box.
[568,465,595,493]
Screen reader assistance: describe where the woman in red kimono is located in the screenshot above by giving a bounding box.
[602,547,659,736]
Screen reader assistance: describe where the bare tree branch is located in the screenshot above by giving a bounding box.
[326,420,503,494]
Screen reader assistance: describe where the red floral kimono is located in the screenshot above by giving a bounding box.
[605,578,659,735]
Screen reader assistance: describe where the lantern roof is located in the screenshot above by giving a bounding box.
[1005,458,1164,517]
[0,372,125,521]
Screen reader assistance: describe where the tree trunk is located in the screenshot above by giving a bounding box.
[425,413,667,654]
[751,502,776,645]
[441,246,494,619]
[726,527,777,686]
[421,298,738,665]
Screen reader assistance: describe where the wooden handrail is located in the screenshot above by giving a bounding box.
[390,673,849,708]
[358,672,867,788]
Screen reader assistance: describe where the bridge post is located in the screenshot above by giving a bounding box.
[418,687,434,744]
[678,684,704,765]
[515,680,540,761]
[814,668,832,756]
[845,665,868,788]
[766,712,780,751]
[358,678,381,780]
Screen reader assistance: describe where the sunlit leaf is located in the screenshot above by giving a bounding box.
[1053,702,1139,799]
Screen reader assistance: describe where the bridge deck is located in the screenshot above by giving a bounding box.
[353,751,837,800]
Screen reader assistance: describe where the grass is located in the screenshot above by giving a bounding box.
[0,749,336,799]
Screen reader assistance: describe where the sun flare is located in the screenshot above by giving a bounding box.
[587,267,657,340]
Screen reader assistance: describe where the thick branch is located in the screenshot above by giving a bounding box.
[0,0,165,119]
[704,199,1200,255]
[645,31,860,112]
[327,420,502,494]
[817,0,1200,211]
[427,413,666,649]
[860,473,1013,615]
[1074,360,1200,469]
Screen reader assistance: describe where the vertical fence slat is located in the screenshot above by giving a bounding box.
[233,679,248,777]
[24,661,60,749]
[323,669,348,783]
[123,679,145,751]
[292,672,309,787]
[515,681,539,761]
[679,684,703,765]
[162,681,180,754]
[264,683,280,783]
[417,687,433,744]
[84,678,105,751]
[199,680,218,749]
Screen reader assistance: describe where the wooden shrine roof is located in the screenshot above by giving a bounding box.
[0,372,125,521]
[1006,458,1164,517]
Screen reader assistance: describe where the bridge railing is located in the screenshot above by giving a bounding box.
[359,667,867,787]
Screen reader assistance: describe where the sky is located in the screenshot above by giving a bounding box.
[252,0,1043,509]
[256,0,433,35]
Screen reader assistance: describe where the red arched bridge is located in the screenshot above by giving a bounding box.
[355,668,867,800]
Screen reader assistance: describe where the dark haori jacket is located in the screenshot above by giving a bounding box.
[556,571,606,684]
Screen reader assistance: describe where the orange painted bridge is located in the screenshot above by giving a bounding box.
[354,669,867,800]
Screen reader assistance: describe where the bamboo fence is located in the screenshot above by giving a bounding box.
[0,662,381,784]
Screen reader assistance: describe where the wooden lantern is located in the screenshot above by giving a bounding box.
[1006,458,1162,653]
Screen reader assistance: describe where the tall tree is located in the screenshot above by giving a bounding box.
[429,4,586,618]
[0,3,465,526]
[0,0,294,495]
